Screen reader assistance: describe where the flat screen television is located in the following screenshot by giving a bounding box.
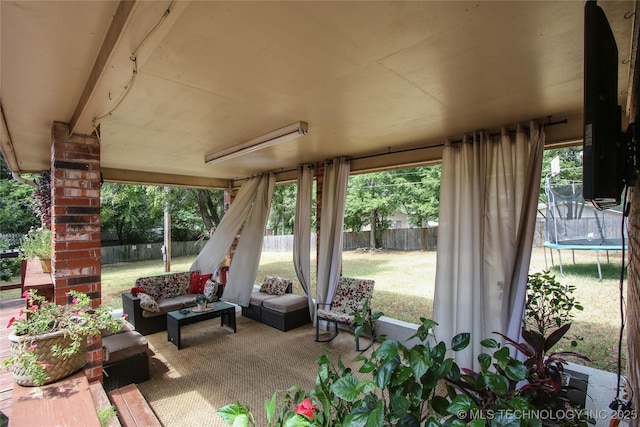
[583,0,623,210]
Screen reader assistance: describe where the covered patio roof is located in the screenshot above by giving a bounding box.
[2,1,638,188]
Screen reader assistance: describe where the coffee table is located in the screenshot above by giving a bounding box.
[167,301,236,349]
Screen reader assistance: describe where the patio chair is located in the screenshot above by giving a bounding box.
[315,277,375,351]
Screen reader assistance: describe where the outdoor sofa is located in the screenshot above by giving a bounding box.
[122,271,224,335]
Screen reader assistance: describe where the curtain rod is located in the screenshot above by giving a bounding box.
[235,116,568,183]
[449,116,567,144]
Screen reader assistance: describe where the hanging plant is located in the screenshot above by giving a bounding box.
[32,170,51,228]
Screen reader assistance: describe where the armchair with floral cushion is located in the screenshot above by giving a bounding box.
[315,276,375,351]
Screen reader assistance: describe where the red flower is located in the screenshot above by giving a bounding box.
[295,398,315,420]
[7,317,15,328]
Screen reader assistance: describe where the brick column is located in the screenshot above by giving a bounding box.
[50,122,102,382]
[223,187,239,276]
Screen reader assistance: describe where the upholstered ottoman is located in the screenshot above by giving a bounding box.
[261,294,311,332]
[241,291,279,322]
[102,324,150,392]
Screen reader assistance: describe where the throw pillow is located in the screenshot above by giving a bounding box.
[130,286,146,297]
[203,279,219,302]
[190,272,202,294]
[189,272,213,294]
[260,276,278,294]
[272,277,291,296]
[139,293,160,312]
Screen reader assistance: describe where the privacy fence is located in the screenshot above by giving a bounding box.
[8,219,596,265]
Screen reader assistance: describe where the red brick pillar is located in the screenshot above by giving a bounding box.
[50,122,102,382]
[222,187,239,281]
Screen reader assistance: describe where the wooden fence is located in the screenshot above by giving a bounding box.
[101,241,202,264]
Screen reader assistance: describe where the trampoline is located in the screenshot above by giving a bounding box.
[542,172,627,281]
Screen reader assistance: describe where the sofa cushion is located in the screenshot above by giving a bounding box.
[135,277,163,302]
[139,293,160,313]
[172,294,198,307]
[156,298,185,313]
[102,330,148,365]
[164,271,193,298]
[249,291,279,306]
[262,294,309,314]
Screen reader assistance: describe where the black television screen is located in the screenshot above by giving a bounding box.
[583,0,623,210]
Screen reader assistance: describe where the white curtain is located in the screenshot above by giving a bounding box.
[223,173,275,306]
[433,123,545,369]
[190,175,266,275]
[294,165,315,320]
[190,173,275,307]
[316,158,350,325]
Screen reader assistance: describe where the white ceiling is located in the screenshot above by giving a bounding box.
[1,1,637,187]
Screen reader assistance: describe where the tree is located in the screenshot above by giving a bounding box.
[0,160,39,234]
[143,185,224,241]
[396,166,441,227]
[345,172,398,247]
[343,167,441,247]
[268,184,297,235]
[101,184,161,244]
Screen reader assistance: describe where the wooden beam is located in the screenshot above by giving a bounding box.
[69,1,138,136]
[101,167,230,189]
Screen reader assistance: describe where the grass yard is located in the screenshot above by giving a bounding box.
[1,246,627,373]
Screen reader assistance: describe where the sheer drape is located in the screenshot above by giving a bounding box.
[294,165,315,320]
[316,158,350,326]
[190,176,265,275]
[190,173,275,307]
[433,123,545,369]
[223,173,275,306]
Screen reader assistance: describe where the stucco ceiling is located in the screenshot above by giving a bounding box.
[1,1,637,188]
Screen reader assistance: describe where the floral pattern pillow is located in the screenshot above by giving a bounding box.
[259,276,290,295]
[139,293,160,312]
[204,279,219,302]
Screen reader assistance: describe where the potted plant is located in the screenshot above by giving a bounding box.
[2,289,126,386]
[195,294,208,311]
[20,227,52,272]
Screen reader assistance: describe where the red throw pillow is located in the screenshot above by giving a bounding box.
[190,272,214,294]
[131,287,146,297]
[199,273,213,290]
[190,272,203,294]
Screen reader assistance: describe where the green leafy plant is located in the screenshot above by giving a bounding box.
[195,294,207,305]
[19,227,52,260]
[2,290,126,386]
[0,238,20,281]
[218,313,595,426]
[218,316,545,426]
[526,271,583,336]
[97,405,118,427]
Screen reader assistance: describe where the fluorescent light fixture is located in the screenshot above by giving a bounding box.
[205,121,308,164]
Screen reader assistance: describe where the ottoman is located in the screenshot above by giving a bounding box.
[261,294,311,332]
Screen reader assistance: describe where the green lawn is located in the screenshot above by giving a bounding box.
[1,246,627,373]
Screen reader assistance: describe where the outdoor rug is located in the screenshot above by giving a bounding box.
[137,313,367,426]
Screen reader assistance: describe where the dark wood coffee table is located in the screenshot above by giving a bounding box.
[167,301,236,349]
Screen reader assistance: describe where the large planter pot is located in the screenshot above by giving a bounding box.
[8,329,87,386]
